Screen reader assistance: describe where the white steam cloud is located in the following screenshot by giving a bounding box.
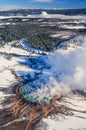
[47,49,86,90]
[0,35,86,103]
[20,35,86,103]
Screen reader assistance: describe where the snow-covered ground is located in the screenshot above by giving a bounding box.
[0,22,16,25]
[0,34,86,129]
[60,24,86,29]
[35,93,86,130]
[0,11,86,20]
[50,31,74,39]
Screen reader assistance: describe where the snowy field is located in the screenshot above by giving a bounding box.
[0,11,86,130]
[0,35,86,130]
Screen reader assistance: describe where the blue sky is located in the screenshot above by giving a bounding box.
[0,0,86,9]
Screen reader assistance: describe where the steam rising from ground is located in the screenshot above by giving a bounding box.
[19,36,86,103]
[0,35,86,130]
[48,48,86,91]
[0,11,86,20]
[0,35,86,104]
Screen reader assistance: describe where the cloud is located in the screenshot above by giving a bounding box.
[31,0,53,2]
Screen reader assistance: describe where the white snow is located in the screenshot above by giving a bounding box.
[42,115,86,130]
[14,35,86,103]
[50,31,73,38]
[22,19,29,21]
[0,22,11,25]
[0,40,32,108]
[27,12,86,20]
[36,94,86,130]
[0,34,86,129]
[0,12,86,20]
[60,24,86,29]
[1,36,86,103]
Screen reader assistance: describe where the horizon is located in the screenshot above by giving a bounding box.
[0,7,86,11]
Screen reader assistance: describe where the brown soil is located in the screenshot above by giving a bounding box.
[1,83,86,130]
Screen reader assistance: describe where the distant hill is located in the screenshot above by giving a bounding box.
[0,8,86,16]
